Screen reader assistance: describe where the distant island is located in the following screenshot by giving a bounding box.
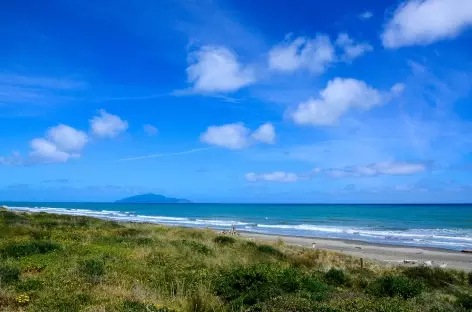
[115,193,192,204]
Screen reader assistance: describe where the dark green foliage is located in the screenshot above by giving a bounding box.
[1,240,60,258]
[34,292,93,312]
[0,264,20,284]
[367,275,424,299]
[0,210,29,225]
[116,227,143,237]
[256,244,285,257]
[122,300,175,312]
[214,264,330,308]
[250,295,341,312]
[325,268,350,286]
[179,239,213,255]
[403,266,457,288]
[15,278,43,292]
[213,235,235,245]
[79,259,106,283]
[456,293,472,311]
[468,271,472,286]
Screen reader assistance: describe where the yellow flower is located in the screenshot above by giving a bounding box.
[15,294,30,305]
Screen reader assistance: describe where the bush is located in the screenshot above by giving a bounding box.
[325,268,350,286]
[179,240,212,255]
[256,244,285,258]
[367,275,424,299]
[122,300,175,312]
[0,211,28,225]
[456,293,472,311]
[0,264,20,284]
[468,271,472,286]
[15,278,43,292]
[79,259,106,283]
[213,235,235,245]
[214,264,330,308]
[1,240,60,258]
[250,295,340,312]
[403,266,457,288]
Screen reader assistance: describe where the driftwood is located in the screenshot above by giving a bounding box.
[461,250,472,254]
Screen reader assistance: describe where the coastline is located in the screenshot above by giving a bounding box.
[240,232,472,271]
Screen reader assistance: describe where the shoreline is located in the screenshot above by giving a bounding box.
[239,232,472,271]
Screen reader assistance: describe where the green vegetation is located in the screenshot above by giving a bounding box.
[0,209,471,311]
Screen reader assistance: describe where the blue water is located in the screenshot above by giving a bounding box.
[3,202,472,251]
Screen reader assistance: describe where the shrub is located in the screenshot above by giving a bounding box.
[79,259,106,283]
[256,244,285,258]
[367,275,424,299]
[250,295,340,312]
[468,271,472,286]
[1,240,60,258]
[325,268,350,286]
[456,293,472,311]
[0,264,20,285]
[179,240,212,255]
[0,211,28,225]
[214,264,330,308]
[213,235,235,245]
[403,266,457,288]
[122,300,175,312]
[15,278,43,292]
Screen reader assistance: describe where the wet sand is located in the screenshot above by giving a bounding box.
[241,232,472,271]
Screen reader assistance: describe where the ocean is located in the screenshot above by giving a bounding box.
[3,202,472,251]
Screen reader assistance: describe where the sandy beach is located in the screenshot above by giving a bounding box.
[241,232,472,271]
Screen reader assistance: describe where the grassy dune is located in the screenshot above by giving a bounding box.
[0,209,471,312]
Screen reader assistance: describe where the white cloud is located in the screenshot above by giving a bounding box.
[143,124,158,136]
[200,123,250,149]
[200,122,277,149]
[90,109,128,138]
[29,138,76,164]
[290,78,384,126]
[187,45,255,93]
[46,124,88,152]
[245,171,299,182]
[359,11,374,20]
[268,35,335,74]
[325,161,427,177]
[391,82,406,95]
[382,0,472,48]
[335,33,373,62]
[252,123,275,144]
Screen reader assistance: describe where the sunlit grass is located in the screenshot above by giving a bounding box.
[0,210,471,312]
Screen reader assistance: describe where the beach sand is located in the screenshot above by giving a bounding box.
[241,232,472,271]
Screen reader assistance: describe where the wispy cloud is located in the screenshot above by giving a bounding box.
[120,147,213,161]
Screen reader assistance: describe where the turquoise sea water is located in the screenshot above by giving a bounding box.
[3,202,472,251]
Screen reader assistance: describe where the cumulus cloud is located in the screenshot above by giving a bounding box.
[200,122,276,149]
[268,34,335,74]
[290,78,386,126]
[46,124,88,152]
[187,45,255,93]
[382,0,472,48]
[359,11,374,20]
[251,123,276,144]
[325,161,427,178]
[245,171,299,182]
[143,124,158,136]
[335,33,373,62]
[90,109,128,138]
[29,138,76,163]
[200,123,250,149]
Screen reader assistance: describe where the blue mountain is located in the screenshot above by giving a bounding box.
[115,193,191,204]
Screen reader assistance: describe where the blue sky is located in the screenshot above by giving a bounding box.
[1,0,472,203]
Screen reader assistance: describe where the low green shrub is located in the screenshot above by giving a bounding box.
[78,259,106,283]
[456,293,472,311]
[367,275,424,299]
[213,235,236,245]
[325,268,350,286]
[250,295,340,312]
[1,240,60,258]
[403,266,457,288]
[122,300,175,312]
[468,271,472,286]
[0,210,28,225]
[179,239,212,255]
[256,244,285,257]
[15,278,43,292]
[0,264,20,284]
[214,264,330,308]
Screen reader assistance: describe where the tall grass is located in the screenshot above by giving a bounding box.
[0,210,471,312]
